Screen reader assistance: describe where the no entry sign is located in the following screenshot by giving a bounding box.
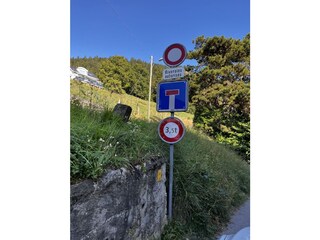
[163,43,187,67]
[158,117,185,144]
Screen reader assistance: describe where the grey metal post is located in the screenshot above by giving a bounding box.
[147,56,153,122]
[168,143,174,220]
[168,112,174,220]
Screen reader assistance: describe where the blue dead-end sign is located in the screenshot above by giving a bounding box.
[157,80,188,112]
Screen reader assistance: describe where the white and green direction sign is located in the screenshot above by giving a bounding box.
[162,67,184,81]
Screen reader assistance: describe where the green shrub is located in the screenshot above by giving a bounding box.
[193,81,250,163]
[216,121,250,162]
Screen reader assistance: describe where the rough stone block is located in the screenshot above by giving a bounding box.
[113,104,132,122]
[70,157,167,240]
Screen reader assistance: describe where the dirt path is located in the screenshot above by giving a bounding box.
[216,199,250,238]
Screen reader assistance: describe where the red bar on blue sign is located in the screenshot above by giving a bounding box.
[165,89,179,96]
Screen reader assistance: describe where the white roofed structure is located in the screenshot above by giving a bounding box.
[70,66,103,89]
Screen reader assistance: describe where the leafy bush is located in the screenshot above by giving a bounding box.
[216,121,250,162]
[193,81,250,162]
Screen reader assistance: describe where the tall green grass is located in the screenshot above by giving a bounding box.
[70,103,165,183]
[161,129,250,238]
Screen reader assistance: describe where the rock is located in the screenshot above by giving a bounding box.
[113,104,132,122]
[70,158,167,240]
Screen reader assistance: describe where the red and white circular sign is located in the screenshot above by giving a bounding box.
[158,117,185,144]
[163,43,187,67]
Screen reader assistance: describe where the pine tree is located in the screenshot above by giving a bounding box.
[189,34,250,162]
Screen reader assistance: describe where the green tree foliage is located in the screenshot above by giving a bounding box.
[70,56,164,100]
[97,57,125,94]
[151,63,164,101]
[188,34,250,162]
[128,58,150,99]
[70,56,104,75]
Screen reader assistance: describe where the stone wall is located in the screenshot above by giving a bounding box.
[71,157,167,240]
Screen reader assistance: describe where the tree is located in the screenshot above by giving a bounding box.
[188,34,250,162]
[71,56,165,101]
[97,58,125,94]
[129,58,150,99]
[70,56,104,75]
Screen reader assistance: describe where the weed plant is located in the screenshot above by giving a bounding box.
[70,103,164,183]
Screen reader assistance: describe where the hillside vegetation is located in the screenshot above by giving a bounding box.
[188,34,250,162]
[71,103,164,182]
[70,33,250,238]
[71,56,165,101]
[70,101,249,238]
[70,79,194,128]
[71,34,250,162]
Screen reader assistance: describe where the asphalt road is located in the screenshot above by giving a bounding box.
[217,199,250,238]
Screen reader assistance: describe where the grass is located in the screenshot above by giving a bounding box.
[70,101,250,238]
[70,80,194,128]
[161,129,250,239]
[70,103,165,183]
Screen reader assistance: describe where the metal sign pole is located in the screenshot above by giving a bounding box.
[168,112,174,220]
[159,42,188,221]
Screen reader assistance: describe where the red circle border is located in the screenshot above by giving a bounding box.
[158,117,185,144]
[163,43,187,67]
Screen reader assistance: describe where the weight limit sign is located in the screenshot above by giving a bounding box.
[158,117,185,144]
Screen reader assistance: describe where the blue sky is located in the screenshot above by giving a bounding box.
[71,0,250,65]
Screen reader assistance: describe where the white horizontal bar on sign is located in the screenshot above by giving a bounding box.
[162,67,185,80]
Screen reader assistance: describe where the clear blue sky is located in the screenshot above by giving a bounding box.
[71,0,250,65]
